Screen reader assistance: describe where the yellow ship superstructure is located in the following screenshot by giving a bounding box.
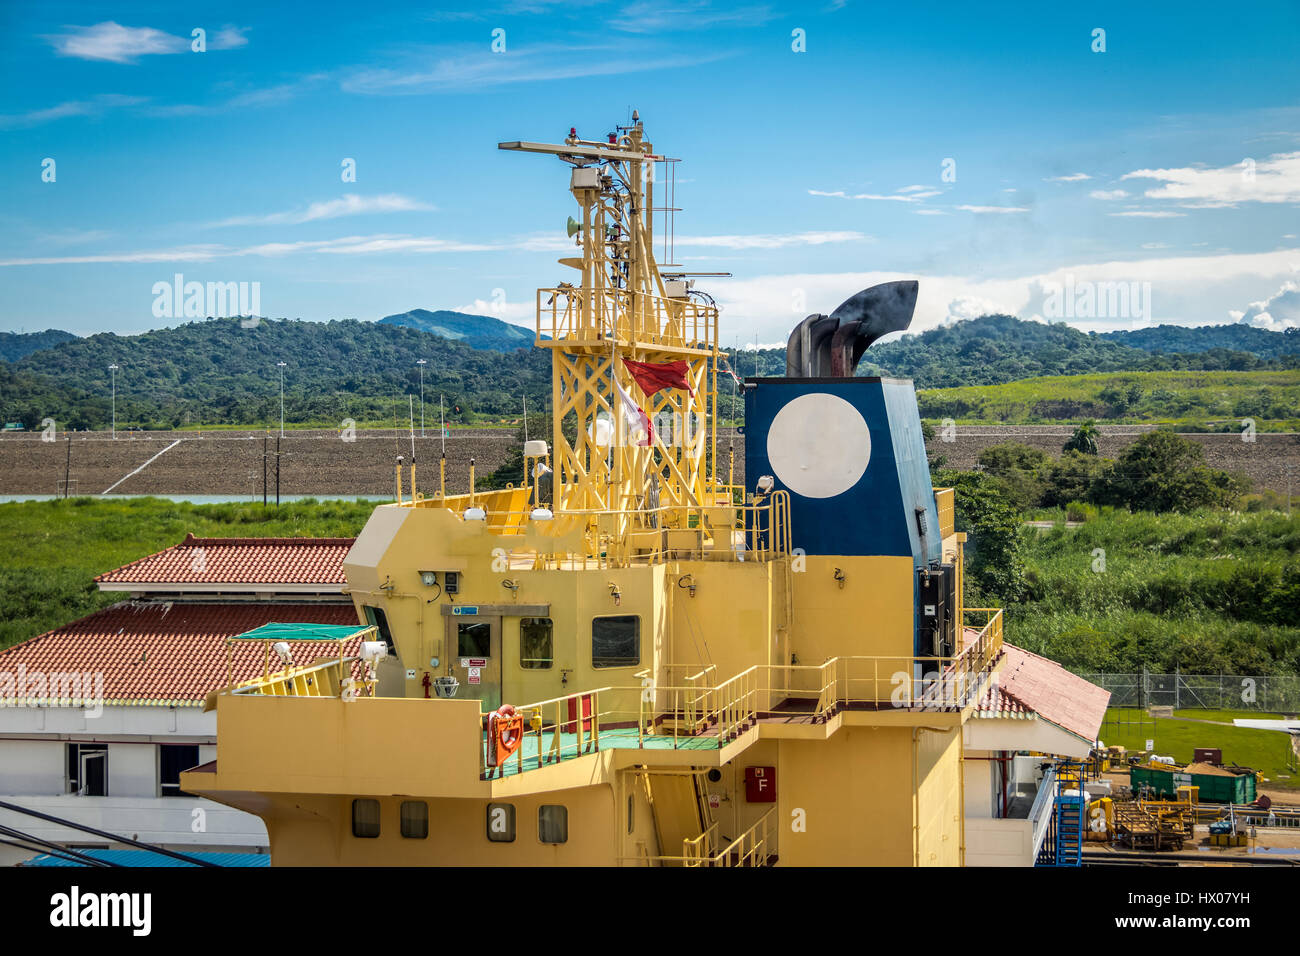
[183,117,1007,866]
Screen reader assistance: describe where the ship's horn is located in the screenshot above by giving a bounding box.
[566,216,582,238]
[827,280,918,376]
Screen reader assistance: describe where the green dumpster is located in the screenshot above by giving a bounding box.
[1130,764,1257,803]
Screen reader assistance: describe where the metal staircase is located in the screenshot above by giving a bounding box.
[1036,760,1085,867]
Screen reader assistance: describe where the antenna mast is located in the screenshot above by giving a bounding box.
[499,114,720,539]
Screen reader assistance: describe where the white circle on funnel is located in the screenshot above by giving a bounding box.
[766,393,871,498]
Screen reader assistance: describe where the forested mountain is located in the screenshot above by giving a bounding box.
[0,329,78,362]
[378,309,534,351]
[1100,323,1299,358]
[4,317,549,430]
[0,313,1294,429]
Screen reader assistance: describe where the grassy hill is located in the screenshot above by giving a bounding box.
[917,369,1300,428]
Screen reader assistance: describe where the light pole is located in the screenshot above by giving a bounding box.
[417,359,427,438]
[108,364,118,438]
[276,361,287,437]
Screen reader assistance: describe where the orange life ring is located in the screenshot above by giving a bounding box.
[490,705,524,766]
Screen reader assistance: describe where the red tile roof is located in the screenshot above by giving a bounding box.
[0,602,363,706]
[975,643,1111,742]
[95,534,353,590]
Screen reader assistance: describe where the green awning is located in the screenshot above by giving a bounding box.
[227,622,368,642]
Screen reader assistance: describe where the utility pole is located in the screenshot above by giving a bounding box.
[262,432,268,507]
[108,364,118,439]
[276,361,287,437]
[275,432,281,507]
[63,435,71,498]
[417,359,427,438]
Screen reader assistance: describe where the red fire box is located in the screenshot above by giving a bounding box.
[744,766,776,802]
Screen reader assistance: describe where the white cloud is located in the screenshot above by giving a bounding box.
[706,248,1300,341]
[210,195,435,227]
[1229,280,1300,330]
[1089,189,1129,200]
[45,21,249,63]
[343,43,733,93]
[607,1,776,33]
[47,22,185,62]
[0,228,868,267]
[673,231,870,249]
[1107,210,1186,218]
[914,209,947,216]
[809,188,940,203]
[212,26,250,50]
[1122,151,1300,206]
[1044,173,1091,182]
[0,94,144,130]
[955,205,1030,214]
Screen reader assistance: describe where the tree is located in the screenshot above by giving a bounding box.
[976,442,1049,511]
[1099,431,1248,512]
[932,469,1028,603]
[1063,419,1100,455]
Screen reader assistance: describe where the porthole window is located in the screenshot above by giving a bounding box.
[487,803,516,843]
[400,801,428,839]
[352,798,380,838]
[539,804,568,844]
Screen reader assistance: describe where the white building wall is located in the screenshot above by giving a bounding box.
[0,703,266,865]
[0,739,64,795]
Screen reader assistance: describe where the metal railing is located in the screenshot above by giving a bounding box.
[625,808,777,867]
[481,610,1005,777]
[536,287,719,353]
[398,489,793,570]
[934,487,955,539]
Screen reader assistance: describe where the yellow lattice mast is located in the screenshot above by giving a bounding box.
[500,115,720,543]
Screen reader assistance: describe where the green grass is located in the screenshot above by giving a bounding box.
[1100,707,1299,787]
[1007,508,1300,674]
[0,497,376,651]
[919,368,1300,427]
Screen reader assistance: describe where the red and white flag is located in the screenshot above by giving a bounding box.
[623,358,695,396]
[614,379,653,447]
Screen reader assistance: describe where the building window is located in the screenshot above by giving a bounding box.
[539,805,568,844]
[362,605,395,653]
[67,744,107,797]
[486,803,516,842]
[457,621,491,658]
[400,801,428,839]
[592,615,640,668]
[520,617,553,669]
[352,798,381,838]
[159,744,200,798]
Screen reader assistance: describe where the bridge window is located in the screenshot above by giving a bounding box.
[539,804,568,844]
[487,803,516,843]
[592,615,640,668]
[352,798,381,838]
[520,617,553,669]
[362,605,395,653]
[400,801,428,839]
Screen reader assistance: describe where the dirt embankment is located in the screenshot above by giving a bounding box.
[0,425,1294,497]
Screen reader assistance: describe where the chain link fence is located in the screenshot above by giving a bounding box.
[1077,669,1300,713]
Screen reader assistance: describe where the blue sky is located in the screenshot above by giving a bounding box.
[1,0,1298,345]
